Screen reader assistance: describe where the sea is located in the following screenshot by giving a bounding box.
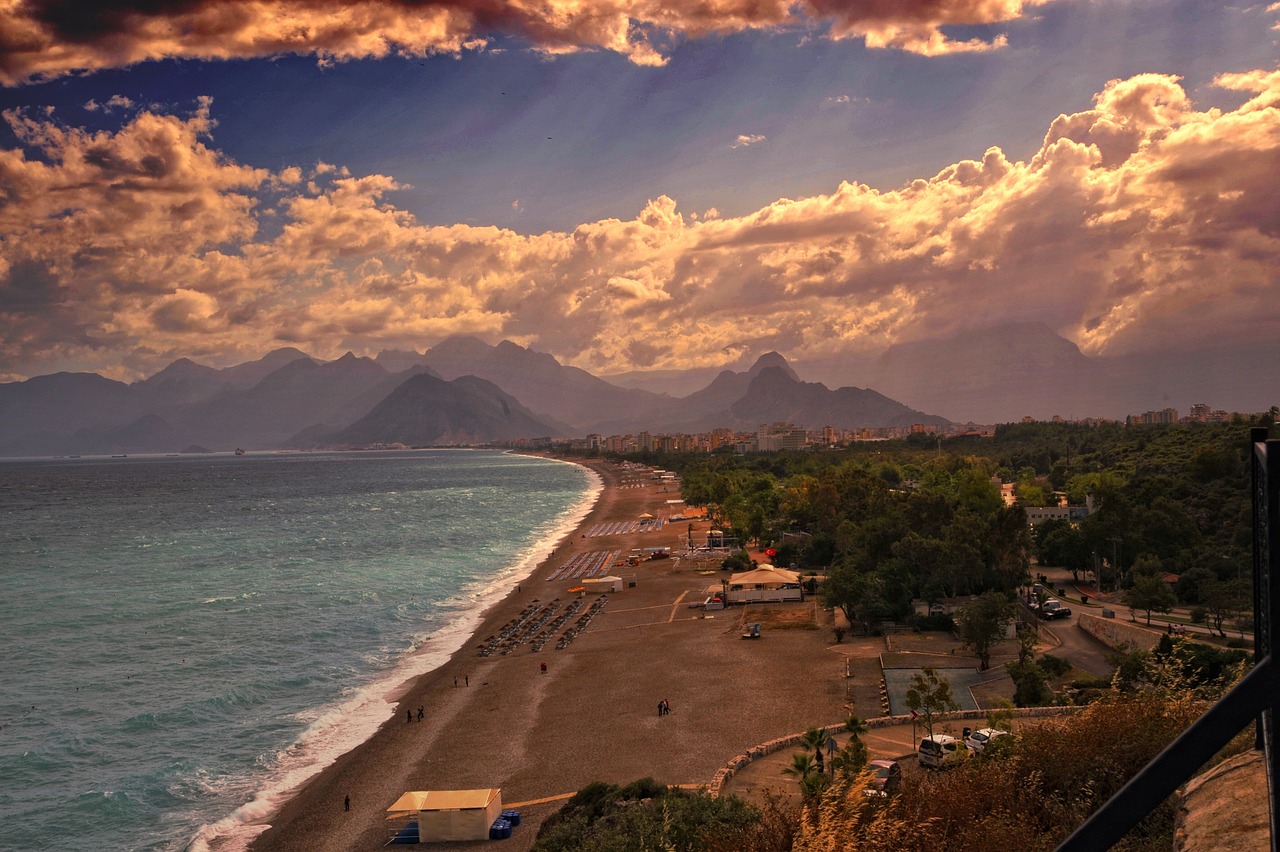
[0,449,599,852]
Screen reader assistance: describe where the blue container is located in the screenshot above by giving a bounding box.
[500,809,522,826]
[489,818,512,839]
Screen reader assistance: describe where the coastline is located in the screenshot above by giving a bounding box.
[245,454,854,852]
[197,453,604,852]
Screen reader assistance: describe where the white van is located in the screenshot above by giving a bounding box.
[918,734,961,768]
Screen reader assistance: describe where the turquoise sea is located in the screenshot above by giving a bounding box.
[0,450,598,851]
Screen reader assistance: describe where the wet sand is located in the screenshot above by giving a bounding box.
[249,457,861,851]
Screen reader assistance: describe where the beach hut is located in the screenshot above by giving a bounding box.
[385,788,502,843]
[725,565,803,603]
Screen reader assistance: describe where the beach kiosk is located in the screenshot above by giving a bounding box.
[386,788,502,843]
[724,564,804,604]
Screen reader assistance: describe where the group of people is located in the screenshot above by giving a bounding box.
[657,698,672,716]
[406,705,425,723]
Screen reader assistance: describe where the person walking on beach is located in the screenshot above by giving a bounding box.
[662,699,671,715]
[407,709,412,724]
[344,795,350,812]
[417,706,424,722]
[658,700,664,717]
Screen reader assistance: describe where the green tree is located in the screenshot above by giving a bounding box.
[1203,578,1250,638]
[956,591,1016,670]
[782,752,818,792]
[1122,574,1177,626]
[1005,633,1053,706]
[905,666,958,740]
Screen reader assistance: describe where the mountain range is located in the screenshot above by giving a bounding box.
[3,323,1273,456]
[0,338,945,456]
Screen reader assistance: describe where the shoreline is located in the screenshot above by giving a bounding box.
[196,453,605,852]
[246,454,857,852]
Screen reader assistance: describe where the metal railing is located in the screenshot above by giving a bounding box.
[1057,428,1280,850]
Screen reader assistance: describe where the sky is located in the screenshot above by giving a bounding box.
[1,0,1278,384]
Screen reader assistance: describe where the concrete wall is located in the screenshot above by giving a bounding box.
[1077,612,1162,652]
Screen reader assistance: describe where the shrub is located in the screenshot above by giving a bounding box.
[1038,653,1072,678]
[910,613,956,632]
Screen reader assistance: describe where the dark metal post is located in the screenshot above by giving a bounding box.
[1252,428,1280,846]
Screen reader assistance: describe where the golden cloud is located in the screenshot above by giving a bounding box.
[3,67,1280,380]
[0,0,1055,85]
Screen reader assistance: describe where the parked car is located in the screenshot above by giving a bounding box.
[865,758,902,795]
[965,727,1010,753]
[918,734,962,768]
[1038,599,1072,620]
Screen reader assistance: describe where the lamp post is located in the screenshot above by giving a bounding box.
[1108,536,1122,593]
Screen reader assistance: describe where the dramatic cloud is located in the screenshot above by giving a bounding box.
[3,69,1280,380]
[0,0,1053,85]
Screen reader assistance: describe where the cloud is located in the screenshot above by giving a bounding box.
[0,0,1056,85]
[84,95,135,112]
[4,68,1280,380]
[731,134,766,149]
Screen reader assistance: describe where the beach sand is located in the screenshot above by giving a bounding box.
[248,457,869,851]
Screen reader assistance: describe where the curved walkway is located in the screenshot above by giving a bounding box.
[712,707,1085,806]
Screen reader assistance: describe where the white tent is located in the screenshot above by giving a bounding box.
[386,788,502,842]
[584,575,624,593]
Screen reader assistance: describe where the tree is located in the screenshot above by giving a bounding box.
[1005,634,1053,707]
[1122,574,1176,626]
[986,697,1015,732]
[956,591,1016,670]
[988,505,1032,591]
[1203,578,1250,638]
[782,752,819,794]
[905,666,958,740]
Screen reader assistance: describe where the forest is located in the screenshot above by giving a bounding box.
[624,420,1267,631]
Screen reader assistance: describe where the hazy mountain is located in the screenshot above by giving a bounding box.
[217,347,315,387]
[0,372,134,455]
[600,363,750,398]
[169,352,393,449]
[130,358,229,409]
[866,323,1114,423]
[730,366,950,430]
[72,413,184,455]
[424,336,666,431]
[321,373,562,446]
[374,349,429,373]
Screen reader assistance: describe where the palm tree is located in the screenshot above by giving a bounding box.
[844,714,867,740]
[800,726,827,758]
[782,752,815,787]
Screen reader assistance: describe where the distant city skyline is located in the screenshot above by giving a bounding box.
[1,0,1278,385]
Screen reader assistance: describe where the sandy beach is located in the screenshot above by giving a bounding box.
[248,456,879,851]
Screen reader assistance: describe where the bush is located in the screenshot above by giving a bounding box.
[534,780,764,852]
[1189,606,1208,625]
[910,613,956,632]
[1038,653,1071,678]
[1227,637,1248,649]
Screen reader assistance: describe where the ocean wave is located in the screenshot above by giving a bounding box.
[188,459,601,852]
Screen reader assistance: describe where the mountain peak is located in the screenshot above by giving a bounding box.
[748,352,799,381]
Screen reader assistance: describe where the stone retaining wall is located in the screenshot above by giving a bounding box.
[707,705,1084,797]
[1077,612,1162,652]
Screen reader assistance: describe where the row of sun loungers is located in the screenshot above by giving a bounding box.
[475,595,610,656]
[545,549,620,581]
[555,595,609,650]
[582,518,664,537]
